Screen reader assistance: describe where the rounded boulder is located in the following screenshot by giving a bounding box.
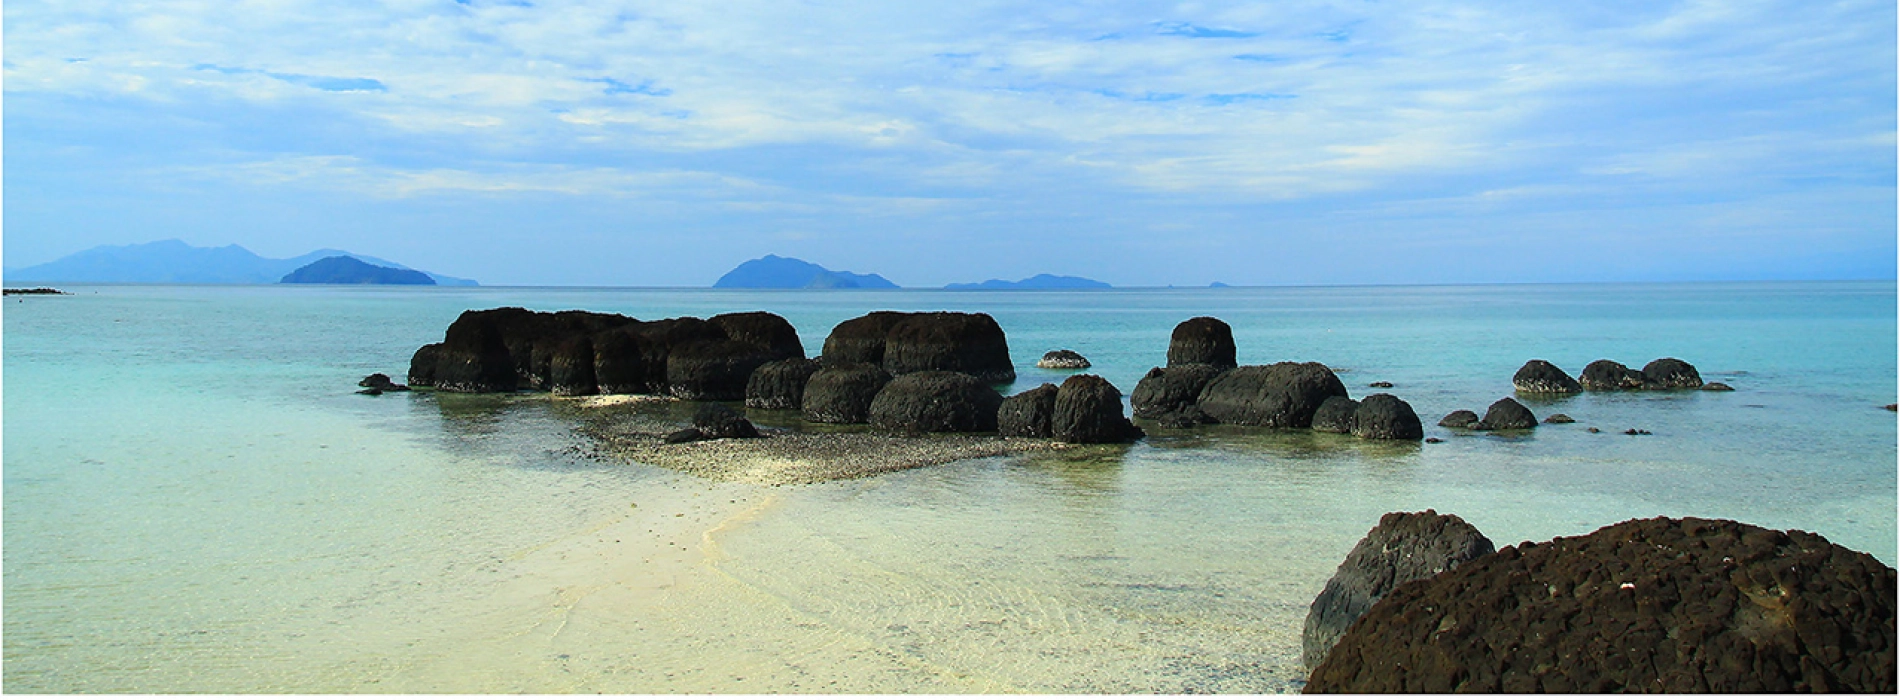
[1302,510,1495,670]
[801,363,892,424]
[1051,374,1143,444]
[1642,357,1704,389]
[1580,359,1646,391]
[1513,359,1582,394]
[1310,396,1359,434]
[998,383,1059,438]
[1195,362,1348,428]
[868,371,1004,433]
[1351,394,1423,440]
[746,358,822,410]
[1167,316,1237,368]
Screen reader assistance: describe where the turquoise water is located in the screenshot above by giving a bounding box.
[5,282,1894,692]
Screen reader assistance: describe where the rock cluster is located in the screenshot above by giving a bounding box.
[1440,397,1540,430]
[1576,357,1706,390]
[1307,517,1897,693]
[1302,510,1495,670]
[356,373,410,395]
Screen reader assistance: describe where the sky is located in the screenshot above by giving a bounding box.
[4,0,1895,287]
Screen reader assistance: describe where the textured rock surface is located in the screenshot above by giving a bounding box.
[1702,382,1735,392]
[997,383,1058,438]
[1196,362,1348,428]
[1350,394,1424,440]
[432,309,522,392]
[590,326,651,394]
[1512,359,1582,394]
[547,335,597,396]
[867,371,1004,433]
[1166,316,1238,368]
[1476,397,1537,430]
[801,363,892,424]
[711,311,806,361]
[407,343,442,387]
[745,358,822,410]
[692,404,760,439]
[1581,359,1646,391]
[666,339,782,401]
[1035,349,1091,369]
[1130,363,1226,421]
[1437,409,1480,429]
[881,312,1016,383]
[1306,517,1897,694]
[1643,357,1705,389]
[1310,396,1359,434]
[1302,510,1495,670]
[1050,374,1142,443]
[819,311,909,365]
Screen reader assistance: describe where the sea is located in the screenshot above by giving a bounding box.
[4,281,1895,693]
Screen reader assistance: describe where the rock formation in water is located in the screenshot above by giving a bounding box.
[1350,394,1424,440]
[1475,397,1537,430]
[1512,359,1582,394]
[821,311,1015,383]
[1437,409,1480,429]
[1302,510,1495,670]
[1306,517,1897,693]
[1036,349,1091,369]
[998,383,1059,438]
[1642,357,1705,389]
[1196,362,1348,428]
[1131,363,1226,425]
[1050,374,1143,444]
[1167,316,1238,369]
[1311,396,1359,434]
[801,363,893,424]
[746,358,822,410]
[868,371,1003,433]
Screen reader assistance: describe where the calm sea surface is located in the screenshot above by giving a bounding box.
[5,282,1895,692]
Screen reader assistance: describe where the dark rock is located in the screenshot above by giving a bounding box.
[1152,407,1212,429]
[432,309,521,392]
[548,335,597,396]
[1587,427,1602,433]
[666,339,780,401]
[1351,394,1423,440]
[882,312,1015,383]
[663,428,706,444]
[1311,396,1359,434]
[356,387,383,396]
[1701,382,1735,392]
[407,343,442,387]
[1302,510,1495,670]
[1438,410,1480,429]
[591,326,652,394]
[1512,359,1582,394]
[801,363,893,424]
[692,404,760,439]
[997,384,1058,438]
[1424,437,1444,444]
[1050,375,1142,443]
[1196,362,1348,428]
[1544,413,1576,424]
[710,311,805,361]
[745,358,822,410]
[1624,428,1652,436]
[1367,381,1394,388]
[868,371,1003,433]
[1035,349,1091,369]
[637,317,728,393]
[1642,357,1704,389]
[1166,316,1237,368]
[820,311,909,365]
[1886,404,1898,412]
[1306,517,1898,693]
[1580,359,1646,391]
[1130,364,1227,420]
[1475,397,1537,430]
[358,373,408,391]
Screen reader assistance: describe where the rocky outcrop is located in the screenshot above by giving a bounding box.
[1701,382,1735,392]
[431,309,523,392]
[1437,409,1480,429]
[1306,517,1897,694]
[746,358,822,410]
[868,371,1003,433]
[1196,362,1348,428]
[356,373,410,395]
[998,384,1058,438]
[1512,359,1582,394]
[1476,397,1537,430]
[1580,359,1646,391]
[1167,316,1237,368]
[1036,349,1091,369]
[801,363,892,424]
[547,335,597,396]
[1642,357,1704,389]
[711,311,805,361]
[1130,363,1226,423]
[1302,510,1495,670]
[666,338,782,401]
[1351,394,1423,440]
[1311,396,1359,434]
[591,326,651,394]
[882,312,1015,382]
[408,343,442,387]
[1050,375,1143,443]
[820,311,909,365]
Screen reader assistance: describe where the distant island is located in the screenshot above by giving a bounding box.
[714,255,898,289]
[945,274,1110,290]
[4,239,477,286]
[281,256,436,285]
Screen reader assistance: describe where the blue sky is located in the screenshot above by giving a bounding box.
[5,0,1894,286]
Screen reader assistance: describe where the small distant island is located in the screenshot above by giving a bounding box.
[4,239,477,286]
[945,274,1110,290]
[714,255,898,289]
[281,256,436,285]
[4,288,68,295]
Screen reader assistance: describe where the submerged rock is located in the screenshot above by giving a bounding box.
[1035,349,1091,369]
[868,371,1003,433]
[997,384,1058,438]
[1544,413,1576,424]
[358,373,408,392]
[1438,410,1480,429]
[1512,359,1582,394]
[1196,362,1348,428]
[1701,382,1735,392]
[1050,375,1142,444]
[1475,397,1537,430]
[1306,517,1898,693]
[1351,394,1423,440]
[1302,510,1494,670]
[1167,316,1238,368]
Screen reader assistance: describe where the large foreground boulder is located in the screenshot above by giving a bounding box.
[801,363,892,424]
[1642,357,1704,389]
[746,358,822,410]
[1580,359,1645,391]
[1350,394,1423,440]
[1512,359,1582,394]
[1051,374,1143,443]
[997,383,1058,438]
[1167,316,1237,368]
[1307,517,1897,693]
[868,371,1003,433]
[1131,363,1227,423]
[1196,362,1348,428]
[882,312,1015,383]
[1475,397,1537,430]
[1302,510,1495,670]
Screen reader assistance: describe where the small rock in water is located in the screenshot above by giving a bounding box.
[356,388,383,396]
[1543,413,1576,424]
[1424,437,1444,444]
[357,373,409,392]
[1035,349,1092,369]
[1368,381,1394,388]
[1587,427,1602,433]
[1438,410,1480,429]
[1885,403,1897,412]
[1701,382,1735,392]
[1623,428,1652,436]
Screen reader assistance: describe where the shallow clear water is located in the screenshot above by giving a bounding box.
[4,282,1894,692]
